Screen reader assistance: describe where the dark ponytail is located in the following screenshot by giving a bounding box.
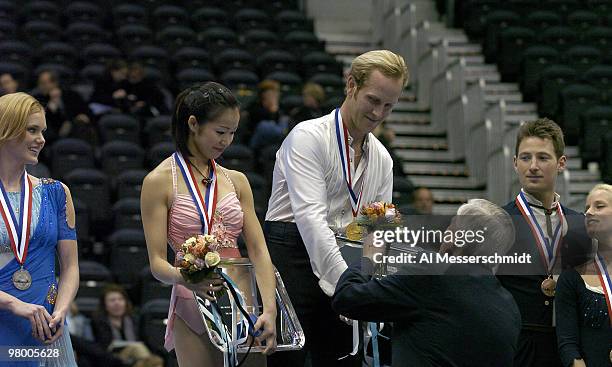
[171,82,239,158]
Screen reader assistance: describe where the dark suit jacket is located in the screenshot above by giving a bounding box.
[332,260,521,367]
[497,201,592,327]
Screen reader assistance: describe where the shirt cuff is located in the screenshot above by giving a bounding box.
[318,261,349,297]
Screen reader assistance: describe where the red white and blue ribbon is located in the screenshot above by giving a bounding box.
[516,192,564,273]
[0,171,33,267]
[174,151,217,235]
[334,108,364,218]
[594,252,612,324]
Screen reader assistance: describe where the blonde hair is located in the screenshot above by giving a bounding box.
[302,82,325,104]
[348,50,409,93]
[588,184,612,199]
[0,93,43,145]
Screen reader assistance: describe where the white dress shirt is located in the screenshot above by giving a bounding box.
[266,109,394,296]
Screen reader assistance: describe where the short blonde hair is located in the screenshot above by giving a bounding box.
[348,50,409,93]
[0,93,43,145]
[588,184,612,199]
[302,82,325,104]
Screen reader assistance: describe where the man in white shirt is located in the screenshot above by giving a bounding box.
[264,50,408,367]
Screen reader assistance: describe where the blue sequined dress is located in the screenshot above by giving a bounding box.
[0,179,77,366]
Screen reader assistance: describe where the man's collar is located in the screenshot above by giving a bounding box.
[520,189,561,209]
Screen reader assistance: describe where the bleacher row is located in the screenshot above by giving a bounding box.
[0,0,346,100]
[454,0,612,182]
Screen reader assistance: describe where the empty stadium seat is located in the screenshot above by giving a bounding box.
[191,6,229,29]
[50,138,95,179]
[234,8,271,31]
[581,105,612,163]
[112,4,147,26]
[98,113,141,144]
[198,27,238,53]
[65,168,111,225]
[112,198,142,231]
[219,144,255,171]
[109,228,148,285]
[22,20,61,46]
[81,43,122,66]
[559,83,600,145]
[172,46,210,72]
[157,25,196,53]
[214,48,255,73]
[38,42,78,68]
[176,68,215,90]
[147,141,175,168]
[256,49,297,76]
[115,169,147,200]
[100,141,145,177]
[64,22,105,49]
[65,1,104,25]
[145,115,172,146]
[152,5,188,29]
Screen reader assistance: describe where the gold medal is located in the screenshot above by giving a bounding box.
[345,221,364,242]
[12,267,32,290]
[541,277,556,297]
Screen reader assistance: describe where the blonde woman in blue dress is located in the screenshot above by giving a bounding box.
[0,92,79,366]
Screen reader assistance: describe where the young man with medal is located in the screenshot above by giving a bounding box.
[556,184,612,367]
[264,50,408,367]
[498,118,592,367]
[0,93,79,366]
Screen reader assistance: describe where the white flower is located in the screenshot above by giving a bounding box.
[185,237,196,245]
[205,251,221,268]
[385,207,396,221]
[204,234,216,243]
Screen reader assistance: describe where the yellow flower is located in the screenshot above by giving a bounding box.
[205,251,221,268]
[184,253,196,263]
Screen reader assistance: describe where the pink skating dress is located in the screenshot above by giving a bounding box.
[164,157,244,351]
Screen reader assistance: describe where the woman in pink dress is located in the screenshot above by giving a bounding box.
[141,82,277,366]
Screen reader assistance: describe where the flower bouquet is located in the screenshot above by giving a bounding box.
[346,202,401,241]
[359,202,401,226]
[175,234,223,284]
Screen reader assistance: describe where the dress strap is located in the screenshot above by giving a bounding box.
[170,155,178,200]
[218,166,237,194]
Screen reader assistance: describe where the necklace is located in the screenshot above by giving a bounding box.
[190,161,213,185]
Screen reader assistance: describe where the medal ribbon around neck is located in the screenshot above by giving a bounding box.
[0,171,33,267]
[334,108,364,218]
[594,252,612,324]
[515,192,564,273]
[174,152,217,235]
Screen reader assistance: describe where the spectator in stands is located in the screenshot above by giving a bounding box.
[141,82,278,366]
[0,92,79,366]
[33,70,94,146]
[125,62,168,117]
[497,118,592,367]
[412,186,434,215]
[67,301,94,341]
[0,73,19,96]
[333,199,521,367]
[265,50,408,367]
[556,184,612,367]
[289,82,326,132]
[91,284,139,350]
[247,79,288,153]
[90,59,129,116]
